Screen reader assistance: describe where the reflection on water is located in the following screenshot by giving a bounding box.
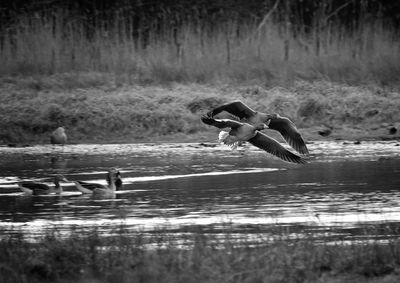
[0,141,399,243]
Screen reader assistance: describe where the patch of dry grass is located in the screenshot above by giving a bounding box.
[0,75,399,144]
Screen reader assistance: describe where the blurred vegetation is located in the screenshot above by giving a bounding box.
[0,0,399,85]
[1,225,400,283]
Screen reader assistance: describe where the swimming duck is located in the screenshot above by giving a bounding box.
[73,169,121,195]
[18,175,68,195]
[206,100,309,155]
[50,127,67,145]
[201,116,307,164]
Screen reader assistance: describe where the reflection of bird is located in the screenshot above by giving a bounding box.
[201,116,307,164]
[73,169,122,195]
[50,156,68,169]
[18,175,68,195]
[50,127,67,145]
[206,100,309,155]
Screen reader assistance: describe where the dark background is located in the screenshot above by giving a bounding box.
[1,0,400,36]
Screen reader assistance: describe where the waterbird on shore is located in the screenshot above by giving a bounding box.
[73,168,122,195]
[50,127,67,145]
[318,126,332,137]
[201,115,307,164]
[18,175,69,195]
[206,100,309,155]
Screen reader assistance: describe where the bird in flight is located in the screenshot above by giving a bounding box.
[201,115,307,164]
[206,100,309,155]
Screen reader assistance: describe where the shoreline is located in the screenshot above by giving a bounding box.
[2,129,399,148]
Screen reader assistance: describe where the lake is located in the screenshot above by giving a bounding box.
[0,141,399,244]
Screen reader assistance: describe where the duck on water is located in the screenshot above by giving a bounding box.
[73,169,122,195]
[18,175,69,195]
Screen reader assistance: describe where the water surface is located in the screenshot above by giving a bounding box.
[0,141,399,243]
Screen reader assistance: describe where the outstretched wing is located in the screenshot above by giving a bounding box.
[207,101,257,119]
[201,116,243,129]
[248,132,307,164]
[268,116,309,155]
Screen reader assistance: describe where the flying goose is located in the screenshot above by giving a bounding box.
[18,175,68,195]
[201,116,307,164]
[206,100,309,155]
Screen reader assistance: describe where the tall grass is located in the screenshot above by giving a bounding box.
[1,9,399,86]
[1,225,400,283]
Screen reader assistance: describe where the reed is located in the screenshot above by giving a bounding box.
[1,225,400,283]
[1,9,399,86]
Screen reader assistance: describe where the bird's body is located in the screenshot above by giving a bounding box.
[73,181,106,194]
[18,175,68,195]
[74,169,122,195]
[207,101,309,155]
[50,127,67,145]
[201,116,307,164]
[218,122,260,149]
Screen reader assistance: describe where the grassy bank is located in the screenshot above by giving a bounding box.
[0,74,399,144]
[1,226,400,283]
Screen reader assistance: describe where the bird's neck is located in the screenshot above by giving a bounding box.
[108,179,116,191]
[106,172,116,191]
[52,180,63,194]
[106,172,116,192]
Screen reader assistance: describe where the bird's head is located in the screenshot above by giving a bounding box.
[106,169,123,189]
[106,168,120,183]
[255,123,269,131]
[264,113,279,126]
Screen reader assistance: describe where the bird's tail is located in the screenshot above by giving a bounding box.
[218,131,239,150]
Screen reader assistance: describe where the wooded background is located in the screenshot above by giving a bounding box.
[0,0,399,85]
[2,1,400,36]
